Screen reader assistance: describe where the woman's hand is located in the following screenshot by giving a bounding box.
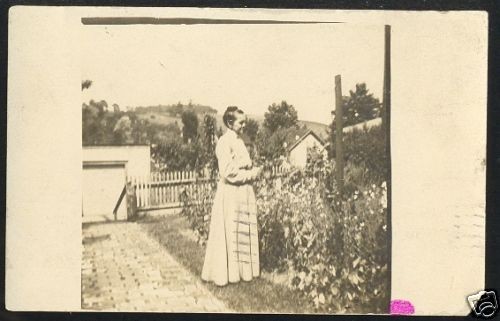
[254,166,263,176]
[257,166,272,180]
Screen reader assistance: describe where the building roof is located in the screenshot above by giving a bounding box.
[343,117,382,133]
[285,127,325,152]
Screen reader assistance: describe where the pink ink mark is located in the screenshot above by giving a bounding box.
[390,299,415,315]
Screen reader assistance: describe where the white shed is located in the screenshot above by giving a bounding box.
[82,145,150,223]
[285,128,327,168]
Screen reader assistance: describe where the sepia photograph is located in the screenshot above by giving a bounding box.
[5,4,490,316]
[80,19,391,313]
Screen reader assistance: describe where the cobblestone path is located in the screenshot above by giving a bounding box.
[82,222,229,312]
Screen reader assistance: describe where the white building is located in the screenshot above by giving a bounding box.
[82,145,150,223]
[284,128,327,168]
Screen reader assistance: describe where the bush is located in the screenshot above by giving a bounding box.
[330,124,388,185]
[327,179,389,313]
[254,161,389,313]
[180,179,216,246]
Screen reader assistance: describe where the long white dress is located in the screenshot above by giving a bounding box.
[201,129,260,286]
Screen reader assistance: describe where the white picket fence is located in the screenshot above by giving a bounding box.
[129,165,288,211]
[128,170,208,210]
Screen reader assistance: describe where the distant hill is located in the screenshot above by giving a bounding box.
[134,103,218,116]
[132,104,330,140]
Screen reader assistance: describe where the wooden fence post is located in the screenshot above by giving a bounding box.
[145,175,150,208]
[335,74,344,193]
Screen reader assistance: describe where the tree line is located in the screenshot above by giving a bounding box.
[82,80,381,172]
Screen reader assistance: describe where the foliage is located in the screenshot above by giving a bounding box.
[152,139,204,172]
[255,128,285,160]
[181,110,199,143]
[81,79,93,91]
[150,115,219,172]
[344,83,381,123]
[255,126,302,161]
[200,114,218,178]
[330,125,387,185]
[243,118,259,143]
[134,101,218,115]
[180,180,216,247]
[81,96,221,173]
[255,160,388,313]
[263,101,298,133]
[82,100,112,145]
[82,101,186,146]
[113,115,133,144]
[328,83,382,155]
[328,180,389,313]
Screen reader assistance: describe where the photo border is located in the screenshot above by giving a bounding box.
[1,1,498,321]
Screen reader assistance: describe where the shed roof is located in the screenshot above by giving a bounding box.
[285,127,325,152]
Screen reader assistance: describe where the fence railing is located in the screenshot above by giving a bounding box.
[129,165,288,211]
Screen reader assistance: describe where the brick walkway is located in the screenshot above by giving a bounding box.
[82,222,229,312]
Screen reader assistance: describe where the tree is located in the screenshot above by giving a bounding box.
[345,83,381,124]
[327,83,381,158]
[127,113,144,144]
[113,115,133,144]
[152,138,204,171]
[256,126,294,161]
[181,110,199,143]
[159,122,182,142]
[82,99,109,145]
[82,102,100,145]
[243,118,259,143]
[113,103,120,113]
[173,102,183,115]
[81,80,92,91]
[200,114,218,176]
[263,101,298,133]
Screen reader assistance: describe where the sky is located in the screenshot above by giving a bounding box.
[82,23,385,124]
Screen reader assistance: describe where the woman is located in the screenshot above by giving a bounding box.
[201,106,262,286]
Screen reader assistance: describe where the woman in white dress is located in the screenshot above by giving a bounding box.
[201,106,262,286]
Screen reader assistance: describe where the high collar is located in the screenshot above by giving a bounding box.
[226,129,239,139]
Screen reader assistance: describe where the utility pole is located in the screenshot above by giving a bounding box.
[382,25,391,132]
[335,74,344,194]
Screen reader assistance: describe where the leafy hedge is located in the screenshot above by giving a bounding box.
[254,161,388,313]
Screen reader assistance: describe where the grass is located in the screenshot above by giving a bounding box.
[137,213,317,314]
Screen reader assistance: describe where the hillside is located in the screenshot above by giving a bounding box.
[134,103,217,116]
[138,111,328,139]
[132,104,330,140]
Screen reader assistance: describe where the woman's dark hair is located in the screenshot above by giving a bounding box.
[223,106,244,128]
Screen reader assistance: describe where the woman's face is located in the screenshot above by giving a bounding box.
[231,113,246,134]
